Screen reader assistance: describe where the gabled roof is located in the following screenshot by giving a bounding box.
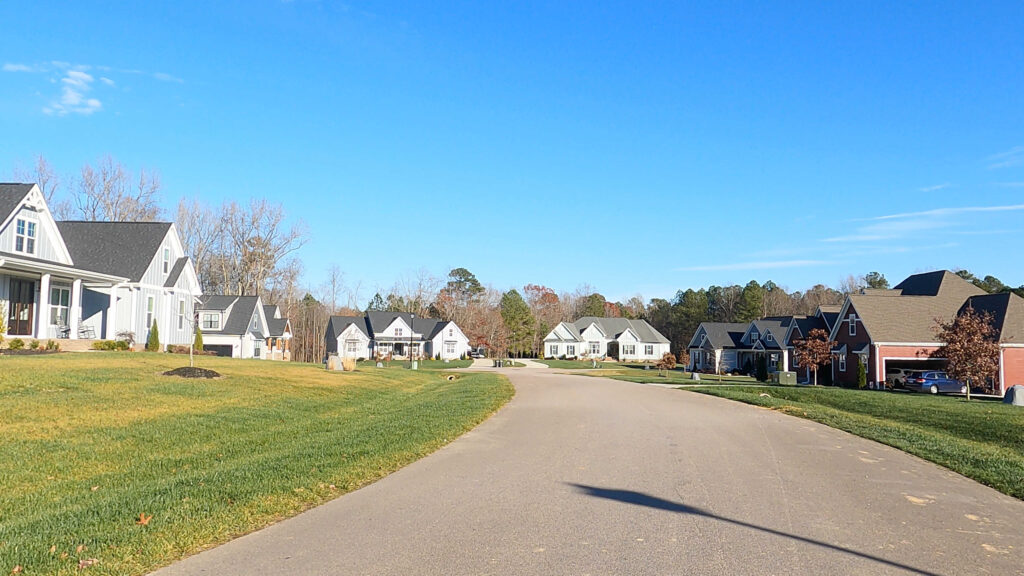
[961,292,1024,344]
[0,183,34,222]
[56,221,173,281]
[790,315,827,344]
[197,295,264,336]
[572,317,670,344]
[263,305,290,338]
[691,322,749,349]
[547,322,584,342]
[842,271,985,343]
[329,316,369,339]
[198,295,237,311]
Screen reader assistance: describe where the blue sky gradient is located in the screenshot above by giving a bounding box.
[2,1,1022,303]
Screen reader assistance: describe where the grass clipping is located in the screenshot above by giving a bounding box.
[163,366,221,378]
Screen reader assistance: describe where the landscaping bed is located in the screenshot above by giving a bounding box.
[689,385,1024,500]
[0,353,512,575]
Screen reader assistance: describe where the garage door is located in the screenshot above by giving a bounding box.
[205,345,234,358]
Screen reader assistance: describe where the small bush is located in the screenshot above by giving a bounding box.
[8,338,25,350]
[91,340,130,351]
[145,321,160,352]
[755,356,768,382]
[857,361,867,390]
[45,339,60,351]
[166,345,215,356]
[193,327,204,352]
[28,339,40,350]
[116,330,136,347]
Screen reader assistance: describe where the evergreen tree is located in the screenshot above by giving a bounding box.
[146,320,160,352]
[856,360,867,389]
[500,289,535,357]
[862,271,889,289]
[579,293,607,317]
[194,326,204,351]
[737,280,765,322]
[755,355,768,382]
[366,292,386,312]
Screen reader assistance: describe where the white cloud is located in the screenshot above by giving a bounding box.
[2,63,34,72]
[44,68,102,116]
[918,183,952,192]
[677,260,833,272]
[152,72,184,83]
[988,146,1024,169]
[100,77,115,86]
[860,203,1024,222]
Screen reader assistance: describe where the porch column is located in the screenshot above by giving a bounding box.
[106,286,118,340]
[782,350,789,372]
[69,279,83,339]
[36,273,51,339]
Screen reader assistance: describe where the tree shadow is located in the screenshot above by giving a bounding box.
[568,483,943,576]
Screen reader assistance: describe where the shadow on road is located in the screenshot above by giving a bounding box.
[568,483,942,576]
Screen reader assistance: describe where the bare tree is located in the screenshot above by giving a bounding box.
[221,199,308,296]
[72,156,163,221]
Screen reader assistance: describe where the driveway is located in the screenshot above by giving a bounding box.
[152,370,1024,575]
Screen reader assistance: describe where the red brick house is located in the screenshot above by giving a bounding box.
[829,270,1023,394]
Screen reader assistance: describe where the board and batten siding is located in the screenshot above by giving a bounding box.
[0,205,71,265]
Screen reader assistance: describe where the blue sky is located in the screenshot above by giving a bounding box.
[2,1,1023,303]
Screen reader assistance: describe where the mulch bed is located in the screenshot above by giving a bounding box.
[0,349,60,356]
[163,366,222,379]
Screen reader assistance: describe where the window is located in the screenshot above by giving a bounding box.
[645,345,653,355]
[253,340,262,359]
[346,340,359,354]
[589,341,600,355]
[766,333,774,342]
[622,345,636,356]
[178,299,185,330]
[445,341,456,355]
[769,354,778,368]
[15,218,36,255]
[566,344,576,356]
[162,248,170,274]
[839,354,846,372]
[49,286,70,326]
[449,328,454,337]
[749,331,758,342]
[700,334,707,346]
[549,344,558,357]
[251,313,260,331]
[202,313,221,330]
[395,327,403,337]
[848,313,857,336]
[146,296,155,329]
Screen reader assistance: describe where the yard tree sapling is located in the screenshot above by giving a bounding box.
[933,305,1000,400]
[146,321,160,352]
[793,328,837,386]
[656,352,677,376]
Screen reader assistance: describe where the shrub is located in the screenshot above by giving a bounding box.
[145,321,160,352]
[857,361,867,389]
[116,330,136,347]
[193,327,204,351]
[45,339,60,351]
[167,344,215,356]
[28,339,40,350]
[91,340,130,351]
[8,338,25,350]
[755,356,768,382]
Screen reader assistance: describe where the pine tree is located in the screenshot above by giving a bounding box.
[499,289,535,358]
[146,320,160,352]
[857,360,867,389]
[194,326,204,351]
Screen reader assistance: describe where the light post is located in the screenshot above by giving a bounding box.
[409,313,415,370]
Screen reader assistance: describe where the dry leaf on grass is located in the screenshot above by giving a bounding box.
[78,558,99,569]
[136,513,152,526]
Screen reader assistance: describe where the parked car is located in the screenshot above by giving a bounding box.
[903,371,967,395]
[885,367,917,388]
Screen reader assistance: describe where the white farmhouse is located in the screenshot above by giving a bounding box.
[325,311,470,360]
[543,317,671,362]
[196,295,292,359]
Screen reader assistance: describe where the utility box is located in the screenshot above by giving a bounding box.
[773,371,797,385]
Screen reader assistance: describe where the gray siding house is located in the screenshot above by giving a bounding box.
[325,311,470,361]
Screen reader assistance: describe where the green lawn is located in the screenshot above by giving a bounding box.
[537,359,607,369]
[357,358,472,370]
[0,353,511,576]
[689,386,1024,500]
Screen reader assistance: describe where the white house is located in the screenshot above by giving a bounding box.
[196,295,291,359]
[0,183,202,346]
[325,311,470,360]
[543,317,671,362]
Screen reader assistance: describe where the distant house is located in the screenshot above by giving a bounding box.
[543,317,670,361]
[0,183,201,345]
[325,311,470,360]
[687,306,837,380]
[196,295,291,359]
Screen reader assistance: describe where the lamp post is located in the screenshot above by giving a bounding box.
[409,313,415,369]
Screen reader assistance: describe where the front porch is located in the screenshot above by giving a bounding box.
[373,340,425,360]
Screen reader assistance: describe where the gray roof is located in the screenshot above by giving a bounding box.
[691,322,748,349]
[961,292,1024,344]
[56,221,172,281]
[0,183,33,222]
[163,257,189,288]
[197,295,263,336]
[365,311,444,338]
[790,315,828,343]
[328,316,369,339]
[263,305,290,338]
[573,317,670,344]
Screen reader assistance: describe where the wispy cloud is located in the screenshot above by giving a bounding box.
[2,62,35,72]
[987,146,1024,169]
[3,60,183,116]
[677,260,833,272]
[43,68,102,116]
[994,181,1024,188]
[918,183,952,192]
[859,203,1024,221]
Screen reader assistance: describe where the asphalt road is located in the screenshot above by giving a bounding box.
[152,369,1024,575]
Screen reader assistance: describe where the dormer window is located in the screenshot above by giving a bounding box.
[162,248,170,274]
[848,313,857,336]
[15,218,36,255]
[202,313,221,330]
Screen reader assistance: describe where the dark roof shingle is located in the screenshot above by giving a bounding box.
[56,221,172,281]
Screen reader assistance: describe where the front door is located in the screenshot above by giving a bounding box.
[8,278,35,336]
